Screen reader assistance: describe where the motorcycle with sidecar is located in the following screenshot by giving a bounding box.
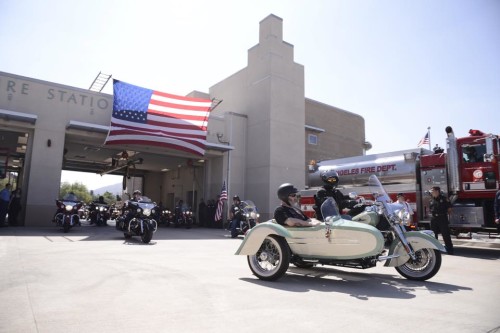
[236,175,445,281]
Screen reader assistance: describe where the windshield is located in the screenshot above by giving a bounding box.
[320,197,341,221]
[368,174,409,221]
[241,200,257,212]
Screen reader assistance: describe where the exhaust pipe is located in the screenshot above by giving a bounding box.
[445,126,460,195]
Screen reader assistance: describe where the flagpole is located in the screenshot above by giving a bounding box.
[427,126,431,150]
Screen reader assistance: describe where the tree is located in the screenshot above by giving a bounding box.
[60,182,92,203]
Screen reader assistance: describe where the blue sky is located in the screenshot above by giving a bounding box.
[1,0,499,187]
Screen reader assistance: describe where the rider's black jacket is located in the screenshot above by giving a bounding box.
[230,203,243,222]
[313,185,349,221]
[274,205,308,226]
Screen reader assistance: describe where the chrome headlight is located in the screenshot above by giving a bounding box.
[396,209,411,225]
[143,209,152,216]
[65,205,73,212]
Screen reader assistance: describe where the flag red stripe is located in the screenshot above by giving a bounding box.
[147,108,208,122]
[108,128,206,148]
[149,99,211,112]
[110,121,207,140]
[105,139,203,156]
[153,90,213,103]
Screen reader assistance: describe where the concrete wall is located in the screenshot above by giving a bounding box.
[305,98,365,164]
[0,72,112,226]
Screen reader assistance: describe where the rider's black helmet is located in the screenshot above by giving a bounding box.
[233,195,240,201]
[277,183,298,203]
[320,169,340,188]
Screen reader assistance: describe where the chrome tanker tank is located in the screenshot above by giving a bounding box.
[308,148,433,188]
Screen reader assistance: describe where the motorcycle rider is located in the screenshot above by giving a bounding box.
[89,196,108,225]
[63,191,78,201]
[230,195,244,238]
[122,190,142,227]
[274,183,321,227]
[313,170,351,221]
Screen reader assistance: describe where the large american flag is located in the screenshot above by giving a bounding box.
[104,80,212,156]
[214,181,227,222]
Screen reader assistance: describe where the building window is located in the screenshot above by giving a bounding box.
[308,134,318,145]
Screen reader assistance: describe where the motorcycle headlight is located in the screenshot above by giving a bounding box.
[143,209,152,216]
[152,209,156,215]
[136,208,141,213]
[396,210,411,224]
[99,207,106,212]
[65,205,73,212]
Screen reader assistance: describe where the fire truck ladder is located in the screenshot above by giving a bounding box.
[89,72,112,92]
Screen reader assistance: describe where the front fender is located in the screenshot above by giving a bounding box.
[384,231,446,267]
[235,221,292,255]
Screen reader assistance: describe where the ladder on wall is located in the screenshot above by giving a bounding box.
[89,72,112,92]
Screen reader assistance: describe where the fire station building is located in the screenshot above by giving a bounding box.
[0,14,369,226]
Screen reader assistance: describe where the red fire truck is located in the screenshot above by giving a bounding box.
[302,126,500,236]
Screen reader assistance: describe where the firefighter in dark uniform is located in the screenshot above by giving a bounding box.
[313,170,350,221]
[429,186,454,255]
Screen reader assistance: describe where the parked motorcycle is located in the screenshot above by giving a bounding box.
[54,199,83,233]
[115,196,158,243]
[236,174,445,281]
[89,203,110,226]
[232,200,260,237]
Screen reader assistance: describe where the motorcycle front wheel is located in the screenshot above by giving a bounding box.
[141,223,153,244]
[247,235,290,281]
[395,248,442,281]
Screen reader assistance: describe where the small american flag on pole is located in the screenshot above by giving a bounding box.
[105,80,213,156]
[214,181,227,222]
[417,132,430,147]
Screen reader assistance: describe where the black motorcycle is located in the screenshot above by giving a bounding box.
[115,196,158,243]
[89,202,110,226]
[231,200,259,237]
[159,209,173,227]
[174,207,193,229]
[54,199,83,233]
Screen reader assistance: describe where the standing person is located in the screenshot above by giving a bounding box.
[274,183,321,227]
[429,186,454,255]
[8,188,22,226]
[0,183,11,226]
[494,184,500,232]
[229,195,243,238]
[198,199,207,227]
[396,193,414,230]
[207,199,216,228]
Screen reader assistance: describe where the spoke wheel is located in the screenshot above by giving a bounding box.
[395,248,442,281]
[247,235,290,281]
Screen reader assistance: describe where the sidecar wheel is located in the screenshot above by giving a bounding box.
[247,235,290,281]
[395,248,442,281]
